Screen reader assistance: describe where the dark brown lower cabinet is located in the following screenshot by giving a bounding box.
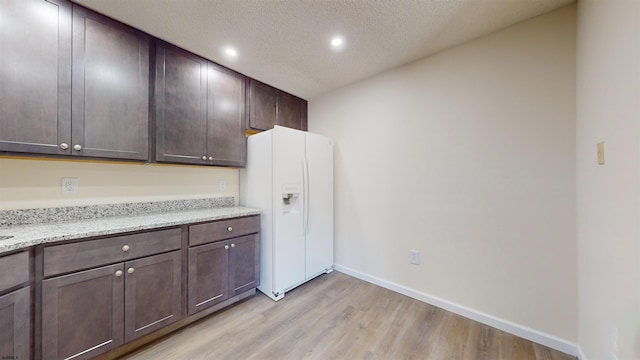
[0,286,31,360]
[229,234,260,295]
[42,263,123,360]
[36,217,259,359]
[42,251,182,360]
[188,241,228,314]
[188,234,259,315]
[124,251,182,342]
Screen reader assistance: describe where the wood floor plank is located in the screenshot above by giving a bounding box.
[533,342,578,360]
[376,298,437,359]
[463,320,498,360]
[119,272,576,360]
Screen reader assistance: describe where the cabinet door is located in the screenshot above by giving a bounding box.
[207,64,246,167]
[155,42,208,164]
[0,0,72,155]
[71,6,149,160]
[229,234,260,296]
[248,80,278,131]
[0,287,30,360]
[187,241,229,314]
[277,92,307,131]
[124,250,182,342]
[42,263,124,360]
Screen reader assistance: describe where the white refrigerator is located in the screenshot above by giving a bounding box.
[240,126,333,301]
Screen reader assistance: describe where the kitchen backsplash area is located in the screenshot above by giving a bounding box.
[0,158,239,210]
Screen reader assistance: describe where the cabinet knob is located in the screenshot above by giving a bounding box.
[122,244,130,252]
[59,143,69,150]
[227,226,233,232]
[127,267,135,274]
[231,243,235,248]
[73,144,82,151]
[208,156,214,161]
[115,270,123,277]
[224,245,230,250]
[201,155,207,161]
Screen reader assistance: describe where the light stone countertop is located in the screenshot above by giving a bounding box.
[0,206,261,255]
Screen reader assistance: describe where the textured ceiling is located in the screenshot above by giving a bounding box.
[72,0,575,100]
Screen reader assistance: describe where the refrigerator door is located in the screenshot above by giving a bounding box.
[304,132,334,278]
[272,126,306,293]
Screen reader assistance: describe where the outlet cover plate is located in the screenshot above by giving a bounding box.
[61,178,79,194]
[409,250,420,265]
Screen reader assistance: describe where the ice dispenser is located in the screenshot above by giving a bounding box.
[282,184,300,213]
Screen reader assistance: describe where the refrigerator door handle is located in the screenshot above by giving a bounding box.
[303,157,310,235]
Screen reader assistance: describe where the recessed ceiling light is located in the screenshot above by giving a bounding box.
[225,48,237,57]
[331,37,343,47]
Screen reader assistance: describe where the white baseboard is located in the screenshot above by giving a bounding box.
[334,264,582,358]
[577,346,587,360]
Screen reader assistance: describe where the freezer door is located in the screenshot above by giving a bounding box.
[272,126,306,293]
[304,132,334,277]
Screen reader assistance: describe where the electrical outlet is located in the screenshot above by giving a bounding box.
[61,178,78,194]
[409,250,420,265]
[219,180,227,191]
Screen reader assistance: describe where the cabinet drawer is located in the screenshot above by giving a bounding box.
[0,251,30,292]
[189,216,260,246]
[43,228,182,277]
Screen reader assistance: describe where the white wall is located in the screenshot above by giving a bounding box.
[310,5,577,345]
[0,158,239,210]
[576,1,640,359]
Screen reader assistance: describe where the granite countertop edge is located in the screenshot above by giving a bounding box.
[0,206,261,255]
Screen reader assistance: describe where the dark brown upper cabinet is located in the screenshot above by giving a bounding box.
[278,91,308,131]
[155,41,246,167]
[72,6,150,160]
[0,0,150,161]
[154,43,208,165]
[247,79,308,132]
[0,0,72,155]
[248,80,278,131]
[1,0,304,165]
[207,63,247,166]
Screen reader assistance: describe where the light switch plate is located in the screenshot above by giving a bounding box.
[597,141,605,165]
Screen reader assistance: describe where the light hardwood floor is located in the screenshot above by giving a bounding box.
[119,272,575,360]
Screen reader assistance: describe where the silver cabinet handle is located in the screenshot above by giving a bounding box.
[115,270,123,277]
[59,143,69,150]
[224,245,229,250]
[73,144,82,151]
[227,226,233,232]
[201,155,207,160]
[231,243,235,248]
[127,267,135,274]
[122,244,130,252]
[208,156,214,161]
